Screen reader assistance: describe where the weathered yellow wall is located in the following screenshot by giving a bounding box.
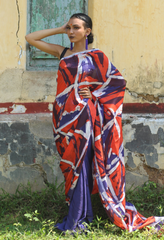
[0,0,57,103]
[88,0,164,103]
[1,0,164,103]
[0,0,27,73]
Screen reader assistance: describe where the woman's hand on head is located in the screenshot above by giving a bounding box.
[78,87,92,100]
[61,22,68,34]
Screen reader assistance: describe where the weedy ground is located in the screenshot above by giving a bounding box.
[0,181,164,239]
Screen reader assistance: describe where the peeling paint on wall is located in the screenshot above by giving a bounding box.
[0,108,8,113]
[48,103,53,111]
[123,113,164,189]
[10,104,27,113]
[0,114,62,193]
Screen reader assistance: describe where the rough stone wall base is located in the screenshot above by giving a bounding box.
[0,113,63,194]
[123,114,164,189]
[0,113,164,193]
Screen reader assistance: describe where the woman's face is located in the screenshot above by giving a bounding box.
[66,18,90,43]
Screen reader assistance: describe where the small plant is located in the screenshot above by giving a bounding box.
[24,210,55,236]
[24,210,40,222]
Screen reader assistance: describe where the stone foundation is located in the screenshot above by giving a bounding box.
[0,113,164,193]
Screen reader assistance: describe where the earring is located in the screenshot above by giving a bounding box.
[86,35,88,50]
[70,42,73,50]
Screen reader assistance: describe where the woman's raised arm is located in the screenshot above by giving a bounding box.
[25,24,67,59]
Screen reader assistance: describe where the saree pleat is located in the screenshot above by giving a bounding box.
[55,138,94,231]
[53,49,164,232]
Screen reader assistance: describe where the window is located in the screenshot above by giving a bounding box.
[26,0,88,71]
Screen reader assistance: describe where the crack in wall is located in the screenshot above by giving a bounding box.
[31,163,49,186]
[16,0,22,66]
[126,87,162,102]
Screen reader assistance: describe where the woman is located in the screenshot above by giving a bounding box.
[25,13,164,232]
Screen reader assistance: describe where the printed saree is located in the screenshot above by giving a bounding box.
[53,49,164,232]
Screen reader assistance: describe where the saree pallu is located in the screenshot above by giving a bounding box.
[53,49,164,232]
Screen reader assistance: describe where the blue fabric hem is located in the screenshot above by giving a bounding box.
[55,138,94,232]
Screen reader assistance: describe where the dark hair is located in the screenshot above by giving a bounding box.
[70,13,94,44]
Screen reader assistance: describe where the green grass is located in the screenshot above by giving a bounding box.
[0,181,164,239]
